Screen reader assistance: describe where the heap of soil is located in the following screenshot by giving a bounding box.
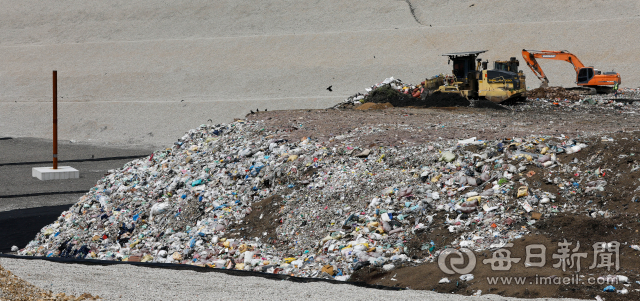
[229,195,283,242]
[355,102,394,110]
[528,86,581,101]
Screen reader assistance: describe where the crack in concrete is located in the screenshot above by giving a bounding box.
[404,0,424,26]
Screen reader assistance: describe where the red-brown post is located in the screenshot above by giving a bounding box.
[53,70,58,169]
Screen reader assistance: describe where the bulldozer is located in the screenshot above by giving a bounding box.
[436,50,526,104]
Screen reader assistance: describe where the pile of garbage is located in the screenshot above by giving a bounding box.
[617,87,640,99]
[334,77,410,108]
[19,119,625,281]
[527,86,582,101]
[363,84,421,107]
[335,76,461,109]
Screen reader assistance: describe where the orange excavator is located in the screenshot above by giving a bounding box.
[522,49,621,94]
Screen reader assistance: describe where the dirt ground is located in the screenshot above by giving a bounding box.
[350,214,640,301]
[246,101,640,149]
[245,99,640,299]
[0,263,100,300]
[230,194,284,243]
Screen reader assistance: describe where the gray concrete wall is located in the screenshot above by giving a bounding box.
[1,0,638,148]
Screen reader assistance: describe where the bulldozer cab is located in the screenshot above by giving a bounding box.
[494,57,519,73]
[442,50,487,84]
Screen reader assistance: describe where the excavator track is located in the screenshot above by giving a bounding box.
[565,87,597,95]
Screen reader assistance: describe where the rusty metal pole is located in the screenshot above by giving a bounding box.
[53,70,58,169]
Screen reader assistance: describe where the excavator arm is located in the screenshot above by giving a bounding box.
[521,49,587,87]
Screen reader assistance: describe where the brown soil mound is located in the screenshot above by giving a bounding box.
[352,226,640,300]
[229,195,283,242]
[355,102,394,110]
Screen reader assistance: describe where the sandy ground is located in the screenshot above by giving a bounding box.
[1,0,639,148]
[0,258,583,301]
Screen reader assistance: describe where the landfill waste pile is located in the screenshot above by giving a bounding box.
[527,86,582,101]
[521,87,640,112]
[17,116,640,283]
[617,87,640,99]
[526,86,640,108]
[14,73,640,299]
[0,263,100,300]
[337,77,421,108]
[335,76,468,109]
[362,83,420,107]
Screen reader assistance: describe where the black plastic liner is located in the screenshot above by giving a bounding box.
[0,191,87,199]
[0,155,148,167]
[0,204,73,253]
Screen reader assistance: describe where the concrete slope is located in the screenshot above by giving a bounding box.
[1,0,639,147]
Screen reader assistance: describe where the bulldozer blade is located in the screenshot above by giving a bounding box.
[496,93,527,105]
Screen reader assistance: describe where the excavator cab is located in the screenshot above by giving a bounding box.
[577,67,595,84]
